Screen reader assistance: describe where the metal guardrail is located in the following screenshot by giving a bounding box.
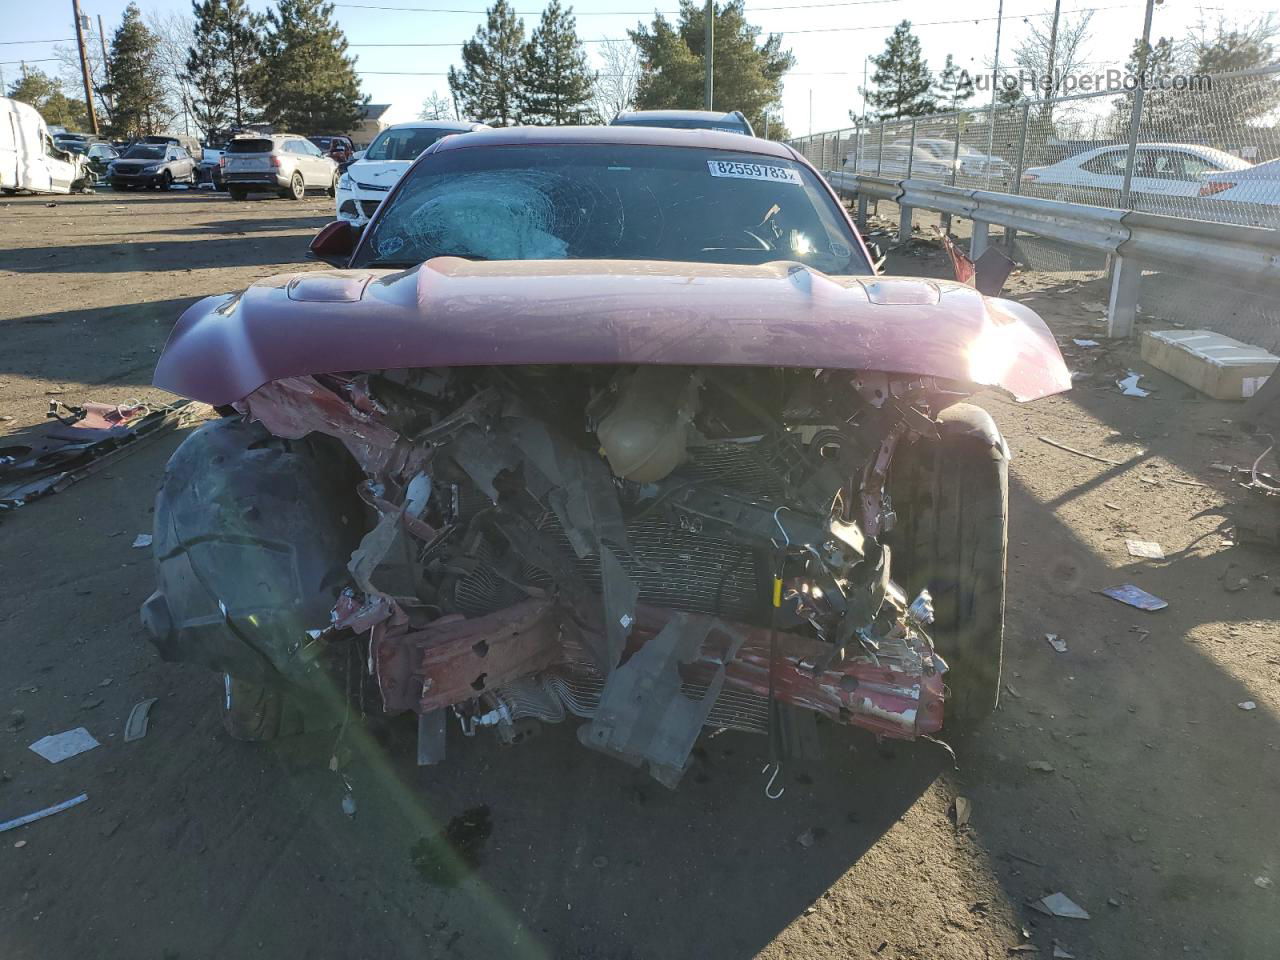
[833,173,1280,337]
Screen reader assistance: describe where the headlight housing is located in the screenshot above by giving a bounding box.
[141,164,161,174]
[338,173,353,190]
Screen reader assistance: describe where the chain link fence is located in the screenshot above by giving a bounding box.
[789,64,1280,345]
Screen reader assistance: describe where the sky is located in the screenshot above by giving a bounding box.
[1,0,1270,135]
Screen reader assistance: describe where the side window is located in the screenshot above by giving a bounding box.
[1148,151,1186,179]
[1179,153,1218,176]
[173,147,188,160]
[1080,150,1126,175]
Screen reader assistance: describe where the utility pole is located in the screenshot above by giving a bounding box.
[983,0,1004,188]
[703,0,714,109]
[1043,0,1062,119]
[97,14,111,85]
[71,0,99,135]
[808,88,813,137]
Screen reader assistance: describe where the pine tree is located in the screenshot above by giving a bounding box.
[449,0,526,126]
[934,54,974,110]
[865,21,936,120]
[257,0,365,134]
[630,1,794,138]
[185,0,232,137]
[518,1,594,124]
[219,0,264,128]
[102,3,169,137]
[6,69,87,129]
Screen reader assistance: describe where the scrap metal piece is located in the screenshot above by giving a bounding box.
[123,698,159,742]
[0,793,89,834]
[578,614,744,788]
[598,544,638,672]
[28,727,100,763]
[417,710,447,766]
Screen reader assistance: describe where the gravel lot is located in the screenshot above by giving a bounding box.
[1,190,1277,960]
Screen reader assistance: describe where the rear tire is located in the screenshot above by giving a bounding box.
[888,403,1008,729]
[141,417,363,740]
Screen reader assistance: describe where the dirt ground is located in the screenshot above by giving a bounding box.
[1,190,1278,960]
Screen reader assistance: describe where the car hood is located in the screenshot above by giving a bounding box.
[347,159,411,188]
[154,258,1071,406]
[113,159,162,170]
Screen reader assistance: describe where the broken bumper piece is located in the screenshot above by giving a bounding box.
[372,596,945,785]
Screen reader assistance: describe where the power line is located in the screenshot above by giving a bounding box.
[0,38,75,45]
[335,0,908,13]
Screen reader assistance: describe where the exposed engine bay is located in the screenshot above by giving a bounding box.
[229,363,965,787]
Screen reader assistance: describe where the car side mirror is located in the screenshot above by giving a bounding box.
[310,220,361,268]
[352,150,365,161]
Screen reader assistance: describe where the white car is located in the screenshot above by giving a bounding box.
[1196,158,1280,228]
[1020,142,1251,216]
[336,120,488,225]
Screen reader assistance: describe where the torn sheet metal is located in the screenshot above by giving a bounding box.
[578,614,741,788]
[372,599,562,712]
[123,698,158,742]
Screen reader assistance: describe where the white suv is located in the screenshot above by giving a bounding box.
[336,120,487,225]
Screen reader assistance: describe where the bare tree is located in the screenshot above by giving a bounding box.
[419,89,456,120]
[53,41,111,126]
[588,38,640,123]
[146,10,197,135]
[1006,10,1094,119]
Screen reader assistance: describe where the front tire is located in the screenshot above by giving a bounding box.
[160,170,173,191]
[286,172,305,200]
[888,403,1008,728]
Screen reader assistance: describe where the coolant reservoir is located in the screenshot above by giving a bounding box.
[596,368,700,483]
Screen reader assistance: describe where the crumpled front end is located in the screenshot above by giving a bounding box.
[212,361,957,787]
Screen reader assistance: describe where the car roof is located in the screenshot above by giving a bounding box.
[382,120,488,132]
[432,124,792,158]
[614,109,746,122]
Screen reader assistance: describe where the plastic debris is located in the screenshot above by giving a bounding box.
[1027,760,1055,773]
[1045,634,1068,654]
[131,533,152,548]
[796,828,817,848]
[1126,539,1165,559]
[1238,701,1258,711]
[1052,940,1076,959]
[1116,371,1151,397]
[1004,683,1024,699]
[1102,584,1168,611]
[1072,339,1099,348]
[341,792,357,817]
[124,698,159,742]
[1031,893,1090,920]
[955,796,972,828]
[1255,876,1273,889]
[0,793,89,834]
[28,727,100,763]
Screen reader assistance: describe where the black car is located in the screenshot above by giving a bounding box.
[108,143,199,190]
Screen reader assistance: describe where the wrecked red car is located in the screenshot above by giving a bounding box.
[141,127,1070,787]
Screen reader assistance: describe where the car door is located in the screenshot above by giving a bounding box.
[172,146,193,180]
[42,132,76,192]
[301,138,331,185]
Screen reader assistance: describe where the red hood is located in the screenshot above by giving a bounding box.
[154,258,1070,406]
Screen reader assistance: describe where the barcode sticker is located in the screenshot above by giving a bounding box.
[707,159,802,184]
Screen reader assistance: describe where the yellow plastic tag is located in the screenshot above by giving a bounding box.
[772,576,782,608]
